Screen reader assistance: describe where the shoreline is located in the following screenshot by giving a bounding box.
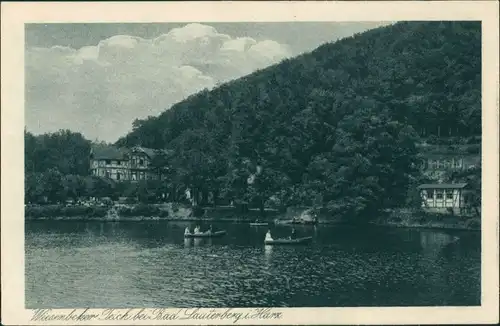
[25,215,480,231]
[24,203,480,231]
[370,222,480,232]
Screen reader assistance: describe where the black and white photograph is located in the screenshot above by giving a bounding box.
[1,1,498,325]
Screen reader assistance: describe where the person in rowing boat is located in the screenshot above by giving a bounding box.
[184,226,191,235]
[207,224,213,235]
[194,225,201,234]
[265,229,273,241]
[289,228,297,240]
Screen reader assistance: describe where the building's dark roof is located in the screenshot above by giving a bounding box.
[417,143,481,156]
[139,147,157,158]
[91,145,172,160]
[131,146,173,159]
[417,183,468,189]
[91,144,128,160]
[424,153,479,160]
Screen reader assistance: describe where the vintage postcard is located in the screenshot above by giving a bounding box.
[1,1,499,325]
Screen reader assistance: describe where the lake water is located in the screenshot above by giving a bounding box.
[25,220,481,308]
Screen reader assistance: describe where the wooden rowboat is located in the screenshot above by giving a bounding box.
[264,236,312,245]
[274,219,317,225]
[250,222,269,226]
[184,231,227,238]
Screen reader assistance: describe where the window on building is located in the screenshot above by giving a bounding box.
[426,191,434,199]
[139,159,144,166]
[105,159,111,165]
[446,191,453,199]
[435,190,444,200]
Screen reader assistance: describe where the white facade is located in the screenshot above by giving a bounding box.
[420,188,463,209]
[90,159,130,180]
[418,183,470,215]
[90,146,166,182]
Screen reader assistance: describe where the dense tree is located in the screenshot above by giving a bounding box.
[25,129,91,175]
[62,174,88,201]
[25,172,45,204]
[24,170,118,204]
[40,168,66,203]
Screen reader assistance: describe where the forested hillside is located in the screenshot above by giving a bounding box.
[119,21,480,145]
[111,21,479,218]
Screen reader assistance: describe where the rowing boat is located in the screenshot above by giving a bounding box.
[184,231,227,238]
[274,219,317,225]
[264,236,312,245]
[250,222,269,226]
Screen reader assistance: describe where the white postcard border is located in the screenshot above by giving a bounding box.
[1,1,499,325]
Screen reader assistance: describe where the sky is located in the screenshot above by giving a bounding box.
[25,22,389,142]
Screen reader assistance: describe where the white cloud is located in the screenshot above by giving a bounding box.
[221,37,257,52]
[25,23,292,141]
[248,40,291,61]
[74,46,99,64]
[166,23,229,43]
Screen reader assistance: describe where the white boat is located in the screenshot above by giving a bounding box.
[250,222,269,226]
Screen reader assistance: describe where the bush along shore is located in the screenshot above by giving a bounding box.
[24,203,282,222]
[372,208,481,231]
[25,204,480,231]
[25,203,184,221]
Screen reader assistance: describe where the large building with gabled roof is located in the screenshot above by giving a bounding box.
[90,144,170,182]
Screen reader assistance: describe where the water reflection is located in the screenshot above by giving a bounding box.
[420,231,453,251]
[84,223,95,238]
[184,238,191,248]
[419,231,456,262]
[264,245,273,264]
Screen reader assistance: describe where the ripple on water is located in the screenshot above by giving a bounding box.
[25,222,481,308]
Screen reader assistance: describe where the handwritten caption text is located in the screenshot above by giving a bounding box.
[31,308,283,324]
